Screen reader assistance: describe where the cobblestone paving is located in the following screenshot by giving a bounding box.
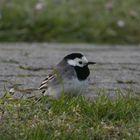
[0,43,140,98]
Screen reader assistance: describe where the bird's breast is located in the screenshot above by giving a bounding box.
[64,77,88,94]
[74,66,90,81]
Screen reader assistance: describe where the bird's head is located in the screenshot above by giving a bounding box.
[64,53,96,67]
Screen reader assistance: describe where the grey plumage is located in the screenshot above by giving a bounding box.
[9,53,95,98]
[39,53,96,98]
[39,58,81,98]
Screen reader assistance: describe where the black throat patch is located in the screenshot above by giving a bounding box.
[74,65,90,81]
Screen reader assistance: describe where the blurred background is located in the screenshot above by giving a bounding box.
[0,0,140,44]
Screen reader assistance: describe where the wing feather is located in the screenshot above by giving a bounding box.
[39,74,55,90]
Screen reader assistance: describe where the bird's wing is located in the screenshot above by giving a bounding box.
[39,65,76,93]
[39,74,56,90]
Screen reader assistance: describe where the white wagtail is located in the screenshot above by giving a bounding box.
[39,53,96,98]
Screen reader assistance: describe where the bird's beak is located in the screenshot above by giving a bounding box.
[88,62,96,65]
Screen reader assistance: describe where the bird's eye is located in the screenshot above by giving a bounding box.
[79,61,82,64]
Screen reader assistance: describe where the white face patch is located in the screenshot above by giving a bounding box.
[67,56,88,67]
[82,56,88,64]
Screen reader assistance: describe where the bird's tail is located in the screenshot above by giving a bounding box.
[9,86,43,98]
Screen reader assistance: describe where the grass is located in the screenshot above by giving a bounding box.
[0,0,140,44]
[0,91,140,140]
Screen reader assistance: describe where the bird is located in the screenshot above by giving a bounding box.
[39,53,96,98]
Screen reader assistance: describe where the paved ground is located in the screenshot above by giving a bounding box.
[0,43,140,98]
